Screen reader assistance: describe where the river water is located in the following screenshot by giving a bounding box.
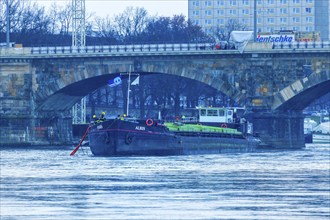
[0,143,329,220]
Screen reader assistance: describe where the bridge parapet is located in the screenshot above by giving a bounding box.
[0,41,329,58]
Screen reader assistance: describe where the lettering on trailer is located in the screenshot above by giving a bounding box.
[256,34,295,43]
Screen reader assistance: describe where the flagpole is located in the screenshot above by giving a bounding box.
[126,65,131,116]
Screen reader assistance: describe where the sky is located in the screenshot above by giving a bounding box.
[34,0,188,18]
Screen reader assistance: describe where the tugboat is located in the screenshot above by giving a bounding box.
[86,107,261,156]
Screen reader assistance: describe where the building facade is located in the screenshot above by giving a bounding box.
[188,0,330,40]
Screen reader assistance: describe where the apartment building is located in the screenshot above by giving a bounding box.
[188,0,330,40]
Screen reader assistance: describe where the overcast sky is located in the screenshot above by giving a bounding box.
[34,0,188,18]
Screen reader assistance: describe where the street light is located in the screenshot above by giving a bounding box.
[6,0,10,47]
[254,0,257,42]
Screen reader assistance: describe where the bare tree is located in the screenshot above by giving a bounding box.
[93,15,118,43]
[113,6,149,42]
[57,2,72,35]
[213,19,247,41]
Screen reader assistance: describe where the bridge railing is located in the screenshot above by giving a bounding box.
[1,41,329,57]
[29,43,218,54]
[272,41,330,49]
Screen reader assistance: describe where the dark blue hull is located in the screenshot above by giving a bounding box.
[88,119,260,156]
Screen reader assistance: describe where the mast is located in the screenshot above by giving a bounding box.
[126,65,132,116]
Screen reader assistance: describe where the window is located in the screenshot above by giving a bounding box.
[280,0,287,4]
[217,10,224,15]
[293,26,300,31]
[242,9,249,15]
[306,0,313,3]
[204,19,211,25]
[268,9,275,14]
[230,9,237,15]
[207,109,218,116]
[230,0,237,6]
[242,18,249,24]
[267,18,275,23]
[280,8,287,14]
[306,8,312,13]
[193,1,200,6]
[306,17,313,23]
[293,0,300,3]
[293,8,300,14]
[201,109,206,116]
[267,0,274,4]
[219,110,225,116]
[192,11,200,16]
[217,0,224,6]
[205,10,211,16]
[305,26,313,31]
[293,17,300,23]
[242,0,249,5]
[217,18,224,25]
[205,1,211,6]
[267,27,274,32]
[280,17,287,23]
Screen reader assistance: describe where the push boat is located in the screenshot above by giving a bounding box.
[88,107,261,156]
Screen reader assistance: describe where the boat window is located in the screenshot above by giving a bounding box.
[227,110,233,116]
[200,109,206,116]
[207,109,218,116]
[219,109,225,116]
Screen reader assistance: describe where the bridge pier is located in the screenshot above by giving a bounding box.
[249,110,305,149]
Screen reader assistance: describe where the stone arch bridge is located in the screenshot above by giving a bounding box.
[0,43,329,148]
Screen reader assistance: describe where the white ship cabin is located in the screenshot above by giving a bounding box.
[196,107,245,124]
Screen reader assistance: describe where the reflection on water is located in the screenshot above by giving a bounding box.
[0,144,329,219]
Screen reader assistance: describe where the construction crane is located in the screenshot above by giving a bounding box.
[71,0,87,124]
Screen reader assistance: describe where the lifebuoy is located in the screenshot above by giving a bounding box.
[146,118,154,126]
[221,123,227,128]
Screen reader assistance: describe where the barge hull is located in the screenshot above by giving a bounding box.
[89,127,259,156]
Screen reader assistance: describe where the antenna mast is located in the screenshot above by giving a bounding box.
[72,0,86,47]
[71,0,86,124]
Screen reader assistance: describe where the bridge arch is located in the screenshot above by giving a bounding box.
[272,70,330,111]
[35,61,238,111]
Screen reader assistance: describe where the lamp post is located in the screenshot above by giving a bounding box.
[254,0,257,42]
[6,0,10,47]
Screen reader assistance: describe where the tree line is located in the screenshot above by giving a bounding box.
[0,0,214,46]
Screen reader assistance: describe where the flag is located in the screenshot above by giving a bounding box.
[131,76,139,86]
[108,76,122,87]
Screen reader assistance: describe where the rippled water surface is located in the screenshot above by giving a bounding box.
[1,144,329,219]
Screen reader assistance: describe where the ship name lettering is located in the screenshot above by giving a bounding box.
[135,126,145,131]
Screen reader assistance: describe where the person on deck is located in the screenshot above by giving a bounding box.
[99,112,106,122]
[91,114,98,124]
